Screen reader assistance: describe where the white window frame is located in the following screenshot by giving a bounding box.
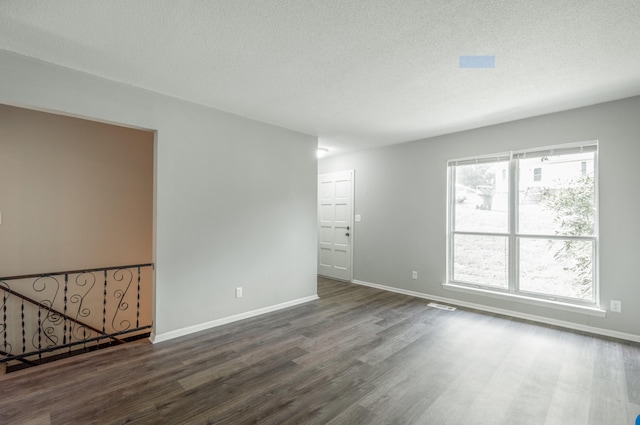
[445,141,601,314]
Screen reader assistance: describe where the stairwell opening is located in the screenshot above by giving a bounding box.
[0,104,155,372]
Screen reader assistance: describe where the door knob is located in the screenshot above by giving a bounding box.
[345,232,350,236]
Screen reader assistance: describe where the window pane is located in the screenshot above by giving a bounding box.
[453,162,509,233]
[519,238,593,301]
[453,234,508,288]
[518,152,595,236]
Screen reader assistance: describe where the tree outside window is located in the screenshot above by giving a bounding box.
[448,144,598,306]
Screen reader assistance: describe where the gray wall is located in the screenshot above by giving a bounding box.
[0,50,318,339]
[320,95,640,339]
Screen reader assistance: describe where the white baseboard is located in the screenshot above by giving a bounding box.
[352,279,640,344]
[151,294,319,344]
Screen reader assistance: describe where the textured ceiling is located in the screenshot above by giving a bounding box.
[1,0,640,155]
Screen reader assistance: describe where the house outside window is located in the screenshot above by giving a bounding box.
[533,167,542,181]
[446,142,598,307]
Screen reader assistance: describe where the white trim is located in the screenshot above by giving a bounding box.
[151,294,319,343]
[442,282,605,317]
[512,140,598,159]
[317,274,351,282]
[352,279,640,344]
[447,152,511,166]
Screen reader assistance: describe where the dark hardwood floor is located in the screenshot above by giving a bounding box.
[1,276,639,424]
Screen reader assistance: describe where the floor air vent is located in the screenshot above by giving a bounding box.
[428,302,456,311]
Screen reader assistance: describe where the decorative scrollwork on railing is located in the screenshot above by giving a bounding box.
[32,275,60,303]
[0,263,153,371]
[38,300,63,349]
[111,268,133,332]
[69,272,96,341]
[32,276,61,349]
[72,272,95,319]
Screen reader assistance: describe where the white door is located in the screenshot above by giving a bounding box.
[318,170,353,281]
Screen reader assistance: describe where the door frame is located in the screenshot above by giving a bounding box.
[317,169,355,282]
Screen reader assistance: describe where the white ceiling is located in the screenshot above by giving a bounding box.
[1,1,640,156]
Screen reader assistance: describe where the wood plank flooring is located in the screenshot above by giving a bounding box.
[1,276,639,424]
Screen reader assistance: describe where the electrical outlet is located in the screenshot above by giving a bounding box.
[236,287,243,298]
[610,300,621,313]
[412,271,418,280]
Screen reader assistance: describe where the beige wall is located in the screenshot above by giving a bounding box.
[0,103,154,276]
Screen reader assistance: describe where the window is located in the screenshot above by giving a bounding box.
[533,167,542,181]
[447,142,598,307]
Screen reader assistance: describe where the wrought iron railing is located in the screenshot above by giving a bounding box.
[0,263,153,372]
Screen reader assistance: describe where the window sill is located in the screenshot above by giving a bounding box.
[442,282,607,318]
